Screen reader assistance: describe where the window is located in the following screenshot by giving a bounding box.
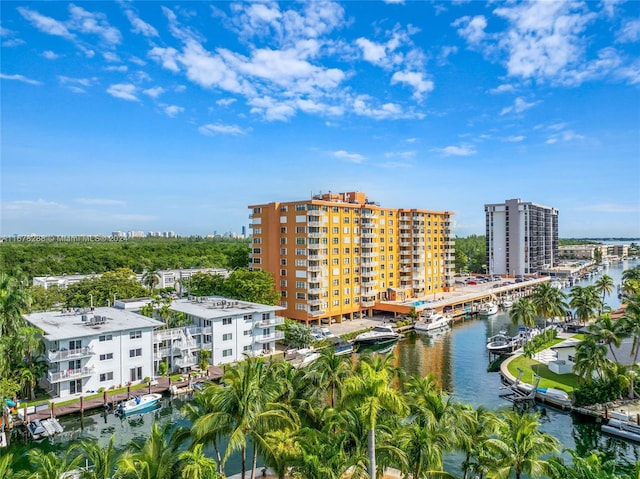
[223,349,233,357]
[130,367,143,382]
[280,258,287,266]
[252,258,262,264]
[295,303,307,311]
[223,318,233,325]
[99,334,112,342]
[243,345,253,352]
[344,217,350,223]
[295,248,306,255]
[130,330,142,339]
[223,333,233,341]
[296,226,306,234]
[343,226,350,234]
[280,269,287,276]
[296,237,306,245]
[280,205,288,212]
[100,372,114,382]
[296,292,306,300]
[244,329,253,336]
[295,259,306,267]
[99,353,113,361]
[253,248,261,254]
[129,348,142,358]
[280,227,287,234]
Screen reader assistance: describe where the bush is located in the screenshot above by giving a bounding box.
[574,378,625,407]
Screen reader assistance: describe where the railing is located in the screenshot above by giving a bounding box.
[48,366,96,383]
[308,266,327,273]
[361,212,378,219]
[307,287,326,295]
[254,331,285,343]
[361,300,375,307]
[175,356,198,368]
[47,346,94,362]
[361,279,378,287]
[361,270,376,277]
[308,309,326,317]
[255,317,285,328]
[307,233,324,239]
[361,232,378,238]
[307,221,323,227]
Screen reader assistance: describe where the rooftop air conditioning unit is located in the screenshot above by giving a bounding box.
[81,315,88,322]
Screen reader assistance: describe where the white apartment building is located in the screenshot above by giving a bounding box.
[164,297,285,368]
[25,297,285,398]
[32,267,229,291]
[485,198,559,277]
[24,307,163,398]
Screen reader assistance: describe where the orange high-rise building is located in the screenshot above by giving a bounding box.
[248,191,455,324]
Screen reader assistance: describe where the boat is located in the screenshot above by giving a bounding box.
[601,412,640,442]
[290,348,321,368]
[115,393,162,416]
[500,298,513,309]
[478,302,499,316]
[41,417,64,436]
[329,337,354,356]
[353,324,399,346]
[27,418,49,440]
[486,331,521,354]
[414,313,451,332]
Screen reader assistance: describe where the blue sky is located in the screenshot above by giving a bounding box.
[1,1,639,238]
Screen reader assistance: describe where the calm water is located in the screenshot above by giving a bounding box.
[7,258,640,473]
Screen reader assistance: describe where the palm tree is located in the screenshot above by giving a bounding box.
[305,347,353,408]
[530,282,567,321]
[341,354,409,479]
[80,436,119,479]
[0,272,30,337]
[0,454,16,479]
[192,356,289,479]
[547,448,631,479]
[510,298,537,329]
[142,269,159,291]
[569,285,601,324]
[178,443,220,479]
[594,274,615,313]
[23,447,83,479]
[117,422,187,479]
[619,293,640,364]
[587,314,622,363]
[456,405,500,479]
[485,410,559,479]
[573,336,613,382]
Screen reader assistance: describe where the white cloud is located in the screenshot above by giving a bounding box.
[0,73,42,85]
[43,50,59,60]
[163,105,184,117]
[75,198,125,207]
[106,83,139,101]
[390,71,434,100]
[2,199,67,211]
[434,144,477,156]
[103,52,120,63]
[58,75,94,93]
[18,7,74,39]
[217,98,237,106]
[546,129,585,144]
[68,4,121,45]
[198,123,247,136]
[125,9,158,37]
[452,15,487,45]
[617,19,640,43]
[356,37,387,65]
[332,150,366,163]
[248,96,297,121]
[3,38,25,47]
[500,97,538,115]
[143,87,165,98]
[503,135,526,142]
[105,65,127,73]
[148,47,181,72]
[487,84,516,94]
[384,150,416,159]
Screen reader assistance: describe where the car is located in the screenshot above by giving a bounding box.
[502,282,511,286]
[515,278,525,283]
[492,284,501,288]
[466,280,479,285]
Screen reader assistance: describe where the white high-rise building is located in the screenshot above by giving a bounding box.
[485,198,558,277]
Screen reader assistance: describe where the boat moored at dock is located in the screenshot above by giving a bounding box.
[414,314,452,332]
[353,324,399,346]
[115,393,162,416]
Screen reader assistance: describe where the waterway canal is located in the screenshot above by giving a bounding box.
[7,258,640,474]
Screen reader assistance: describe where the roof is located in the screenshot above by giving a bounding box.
[170,297,284,320]
[24,307,164,341]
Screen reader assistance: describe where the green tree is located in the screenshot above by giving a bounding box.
[570,285,601,324]
[178,443,220,479]
[189,272,226,297]
[306,347,353,408]
[117,422,187,479]
[224,268,280,305]
[0,271,30,336]
[22,447,83,479]
[594,274,615,312]
[485,411,560,479]
[530,282,567,321]
[198,349,211,371]
[80,436,119,479]
[281,319,315,349]
[574,336,613,382]
[28,285,65,312]
[142,269,159,291]
[509,298,537,330]
[588,314,622,363]
[619,293,640,364]
[341,355,409,479]
[548,449,632,479]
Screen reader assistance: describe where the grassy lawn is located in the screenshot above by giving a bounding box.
[507,355,580,397]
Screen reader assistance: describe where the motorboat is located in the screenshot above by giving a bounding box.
[353,324,399,346]
[414,314,452,332]
[478,302,499,317]
[329,337,354,356]
[41,417,64,436]
[115,393,162,416]
[486,331,521,354]
[500,298,514,309]
[601,412,640,442]
[291,348,321,369]
[27,418,48,440]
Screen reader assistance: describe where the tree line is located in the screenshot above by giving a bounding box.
[0,238,250,279]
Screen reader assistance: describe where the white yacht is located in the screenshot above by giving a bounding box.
[353,324,399,346]
[478,302,499,317]
[414,314,452,332]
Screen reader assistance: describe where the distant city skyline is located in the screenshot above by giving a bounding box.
[2,1,639,238]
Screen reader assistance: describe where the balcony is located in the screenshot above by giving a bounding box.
[307,221,323,227]
[48,366,96,383]
[400,257,412,264]
[308,253,326,260]
[307,232,324,239]
[255,331,285,343]
[175,356,198,368]
[308,309,326,317]
[308,287,326,295]
[400,267,412,273]
[308,265,327,273]
[361,269,376,277]
[308,298,325,306]
[361,279,378,287]
[47,346,94,362]
[255,317,285,328]
[361,300,376,308]
[361,232,378,239]
[361,259,378,267]
[361,212,378,219]
[360,251,377,258]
